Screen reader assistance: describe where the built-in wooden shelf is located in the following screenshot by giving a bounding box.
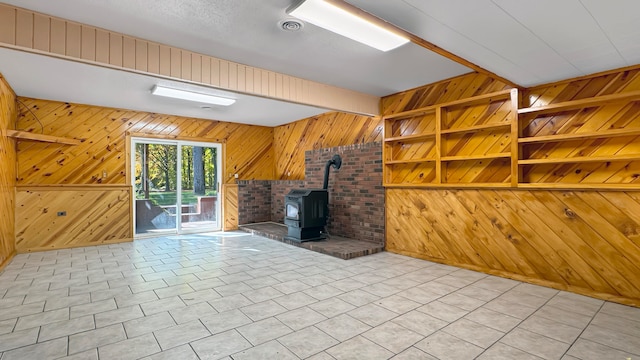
[384,182,512,189]
[441,123,511,135]
[383,107,437,121]
[518,90,640,116]
[519,154,640,165]
[7,130,81,145]
[518,128,640,144]
[384,87,640,190]
[517,183,640,190]
[442,153,511,161]
[384,133,436,142]
[385,158,436,165]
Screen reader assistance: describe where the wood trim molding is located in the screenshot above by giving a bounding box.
[0,3,380,116]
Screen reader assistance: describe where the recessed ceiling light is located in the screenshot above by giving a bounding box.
[288,0,409,51]
[151,85,236,106]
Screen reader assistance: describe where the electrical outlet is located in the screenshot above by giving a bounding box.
[234,173,239,179]
[57,211,67,216]
[102,170,107,178]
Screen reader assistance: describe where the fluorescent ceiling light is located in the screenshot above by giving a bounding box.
[151,85,236,106]
[288,0,409,52]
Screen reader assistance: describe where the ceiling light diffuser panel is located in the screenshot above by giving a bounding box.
[151,85,236,106]
[288,0,409,51]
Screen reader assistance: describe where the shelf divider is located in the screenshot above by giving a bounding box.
[7,130,81,145]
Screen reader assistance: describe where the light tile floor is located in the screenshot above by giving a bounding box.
[0,231,639,360]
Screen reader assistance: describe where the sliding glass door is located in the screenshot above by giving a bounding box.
[132,138,222,236]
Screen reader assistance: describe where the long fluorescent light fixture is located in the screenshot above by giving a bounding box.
[288,0,409,52]
[151,85,236,106]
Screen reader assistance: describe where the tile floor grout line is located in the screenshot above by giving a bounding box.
[559,300,607,359]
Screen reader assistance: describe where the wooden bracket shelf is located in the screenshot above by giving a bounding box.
[441,122,511,135]
[384,133,436,143]
[519,154,640,165]
[385,158,436,165]
[384,182,512,188]
[7,130,81,145]
[518,90,640,116]
[519,128,640,143]
[442,153,511,161]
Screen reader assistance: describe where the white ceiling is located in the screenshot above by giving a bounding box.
[0,48,328,127]
[1,0,639,126]
[351,0,640,86]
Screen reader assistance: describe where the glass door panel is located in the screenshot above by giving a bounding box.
[134,142,178,235]
[132,139,222,236]
[179,145,220,232]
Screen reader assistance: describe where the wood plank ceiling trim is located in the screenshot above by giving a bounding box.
[0,3,380,115]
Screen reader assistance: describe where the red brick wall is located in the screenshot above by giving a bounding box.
[238,142,384,244]
[304,143,383,244]
[271,180,305,222]
[237,180,272,224]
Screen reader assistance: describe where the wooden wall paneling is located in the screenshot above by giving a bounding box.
[0,74,17,269]
[123,36,136,69]
[16,98,275,185]
[135,40,148,72]
[33,13,50,52]
[223,184,238,231]
[15,9,33,48]
[0,5,16,45]
[531,191,640,294]
[80,26,96,61]
[15,186,132,252]
[0,4,379,114]
[386,188,640,306]
[49,18,65,55]
[65,22,81,58]
[381,73,510,116]
[273,112,383,179]
[96,29,109,64]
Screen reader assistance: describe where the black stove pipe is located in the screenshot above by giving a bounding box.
[322,154,342,190]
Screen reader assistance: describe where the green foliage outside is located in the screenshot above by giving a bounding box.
[134,143,218,207]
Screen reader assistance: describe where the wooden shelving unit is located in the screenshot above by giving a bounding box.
[383,89,518,187]
[384,88,640,189]
[7,130,81,145]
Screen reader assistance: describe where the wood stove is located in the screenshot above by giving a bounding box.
[284,189,328,241]
[284,154,342,242]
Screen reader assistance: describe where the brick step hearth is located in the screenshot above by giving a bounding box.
[238,222,384,260]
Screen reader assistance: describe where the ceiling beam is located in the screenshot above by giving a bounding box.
[329,0,519,88]
[0,3,380,116]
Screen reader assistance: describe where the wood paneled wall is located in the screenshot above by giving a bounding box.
[14,97,273,250]
[520,68,640,186]
[223,184,238,231]
[381,73,510,115]
[384,70,640,306]
[16,98,274,185]
[387,189,640,306]
[15,185,131,252]
[0,74,16,269]
[0,3,379,115]
[273,111,383,179]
